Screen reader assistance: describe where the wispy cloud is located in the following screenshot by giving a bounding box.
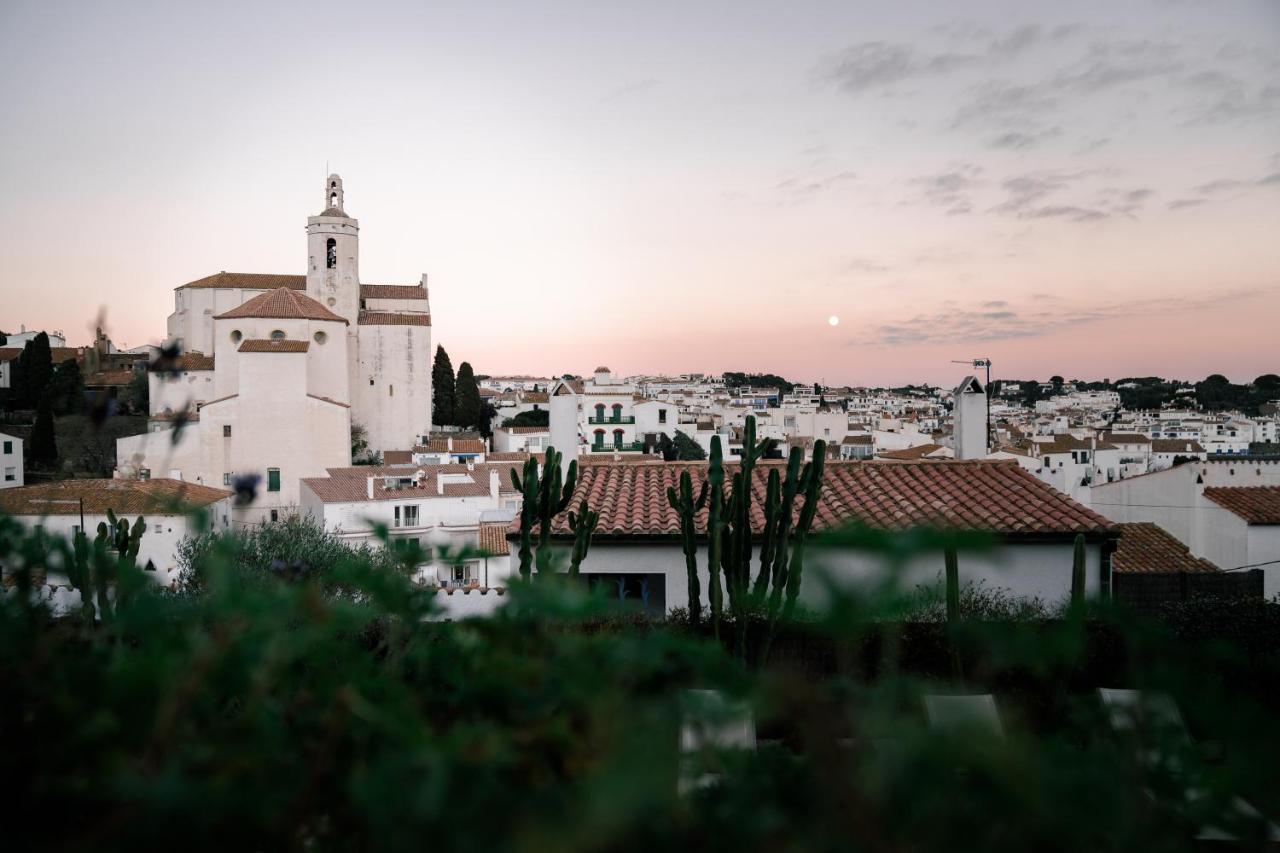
[850,288,1273,346]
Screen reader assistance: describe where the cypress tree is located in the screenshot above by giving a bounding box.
[17,331,53,408]
[31,395,58,466]
[454,361,481,430]
[49,359,85,415]
[431,346,455,426]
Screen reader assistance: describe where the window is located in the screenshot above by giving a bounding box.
[2,440,11,454]
[139,468,150,481]
[223,473,231,486]
[389,385,394,397]
[270,329,286,340]
[314,331,327,344]
[611,403,623,421]
[613,429,625,449]
[267,468,281,492]
[153,524,163,534]
[404,505,419,527]
[658,410,667,424]
[270,510,279,522]
[5,467,16,482]
[595,404,606,421]
[223,425,232,438]
[326,238,337,268]
[230,330,242,344]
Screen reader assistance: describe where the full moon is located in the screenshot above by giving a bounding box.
[828,315,840,326]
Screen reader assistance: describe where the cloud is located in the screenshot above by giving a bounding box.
[907,163,984,211]
[987,127,1062,150]
[850,288,1273,346]
[599,79,659,103]
[1194,178,1247,195]
[820,42,919,93]
[1167,198,1206,210]
[775,171,858,199]
[844,256,891,274]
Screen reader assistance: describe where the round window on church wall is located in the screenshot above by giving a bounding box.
[314,331,327,345]
[230,330,242,344]
[270,330,286,340]
[327,297,337,307]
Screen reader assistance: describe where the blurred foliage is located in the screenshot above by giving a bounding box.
[2,512,1280,851]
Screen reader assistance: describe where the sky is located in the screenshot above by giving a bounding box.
[0,0,1277,387]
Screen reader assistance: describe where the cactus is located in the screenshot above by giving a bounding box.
[510,447,577,579]
[690,416,828,661]
[567,499,600,576]
[63,509,146,622]
[944,545,960,625]
[666,470,708,626]
[1070,533,1086,608]
[705,436,727,642]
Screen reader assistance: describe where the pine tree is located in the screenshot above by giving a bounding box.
[31,395,58,466]
[454,361,481,431]
[431,346,455,426]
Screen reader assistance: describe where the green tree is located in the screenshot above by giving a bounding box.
[671,430,706,460]
[431,346,455,426]
[16,331,53,408]
[126,370,149,415]
[1253,374,1279,393]
[454,361,481,430]
[502,409,549,428]
[48,359,85,415]
[30,395,58,466]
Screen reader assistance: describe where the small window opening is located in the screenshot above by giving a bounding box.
[326,237,337,268]
[270,330,286,341]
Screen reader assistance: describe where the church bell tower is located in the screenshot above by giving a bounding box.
[306,174,360,324]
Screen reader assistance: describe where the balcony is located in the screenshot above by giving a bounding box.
[591,441,646,453]
[588,415,635,425]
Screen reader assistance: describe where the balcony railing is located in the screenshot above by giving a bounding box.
[588,415,635,424]
[591,441,646,453]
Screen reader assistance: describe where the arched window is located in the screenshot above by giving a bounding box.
[594,403,605,422]
[326,238,337,269]
[613,429,625,449]
[593,429,605,449]
[611,403,623,421]
[329,192,338,208]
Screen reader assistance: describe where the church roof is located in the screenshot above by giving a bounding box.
[360,284,428,300]
[177,272,305,291]
[357,311,431,326]
[239,339,310,353]
[214,288,347,323]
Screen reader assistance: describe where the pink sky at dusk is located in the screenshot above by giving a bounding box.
[1,0,1277,387]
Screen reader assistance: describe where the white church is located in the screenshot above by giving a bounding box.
[117,175,434,524]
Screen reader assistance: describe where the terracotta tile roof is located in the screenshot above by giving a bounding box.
[0,347,81,364]
[85,370,137,386]
[878,444,946,460]
[522,392,549,404]
[1113,523,1219,574]
[1152,439,1206,453]
[174,353,214,370]
[302,462,518,504]
[418,438,486,454]
[1101,432,1151,445]
[178,272,305,291]
[478,522,510,555]
[484,452,533,463]
[842,434,873,445]
[382,450,413,465]
[542,460,1114,538]
[1203,486,1280,524]
[359,284,428,300]
[215,288,346,323]
[239,339,309,353]
[358,311,431,326]
[501,426,549,434]
[0,478,230,516]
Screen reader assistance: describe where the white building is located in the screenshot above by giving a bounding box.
[1,432,23,489]
[118,175,434,524]
[529,459,1117,613]
[1089,460,1280,597]
[2,326,67,348]
[0,478,233,586]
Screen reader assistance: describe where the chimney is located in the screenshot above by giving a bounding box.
[489,470,499,498]
[366,477,374,499]
[437,475,445,496]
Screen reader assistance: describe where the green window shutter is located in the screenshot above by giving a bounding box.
[267,468,281,492]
